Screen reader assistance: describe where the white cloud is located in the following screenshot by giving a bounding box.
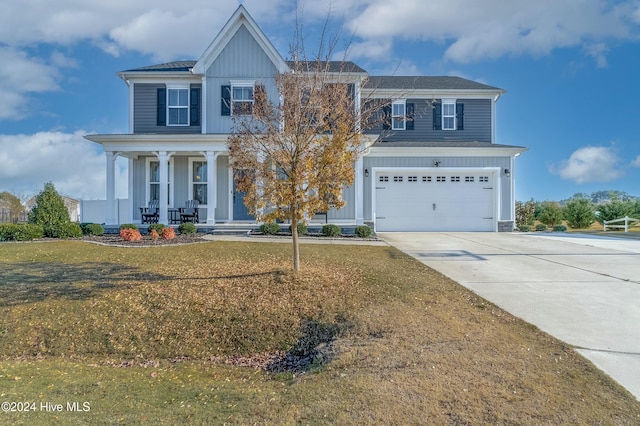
[550,146,623,184]
[0,131,127,199]
[0,47,61,120]
[347,0,639,64]
[632,155,640,167]
[2,0,638,68]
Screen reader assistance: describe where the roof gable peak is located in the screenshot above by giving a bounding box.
[192,4,288,75]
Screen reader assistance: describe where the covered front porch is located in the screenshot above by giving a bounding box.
[84,133,368,228]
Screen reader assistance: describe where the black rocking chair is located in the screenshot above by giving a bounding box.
[180,200,200,223]
[140,200,159,224]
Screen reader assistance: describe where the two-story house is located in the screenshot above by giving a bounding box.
[85,5,526,232]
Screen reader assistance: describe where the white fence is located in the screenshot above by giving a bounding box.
[80,199,129,224]
[603,216,639,232]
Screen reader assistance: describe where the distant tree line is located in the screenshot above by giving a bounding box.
[516,190,640,230]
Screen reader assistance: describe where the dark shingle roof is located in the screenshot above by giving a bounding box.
[372,140,526,150]
[285,61,367,74]
[122,60,366,74]
[365,76,503,92]
[121,61,197,73]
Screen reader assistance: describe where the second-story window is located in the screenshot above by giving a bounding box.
[232,85,254,115]
[168,88,189,126]
[442,101,455,130]
[392,100,406,130]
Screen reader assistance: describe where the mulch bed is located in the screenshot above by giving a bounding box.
[81,233,209,247]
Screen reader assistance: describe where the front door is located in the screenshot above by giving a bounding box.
[232,179,253,221]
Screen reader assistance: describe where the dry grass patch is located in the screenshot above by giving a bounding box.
[0,240,639,424]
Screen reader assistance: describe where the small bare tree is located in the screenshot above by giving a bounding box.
[228,28,373,271]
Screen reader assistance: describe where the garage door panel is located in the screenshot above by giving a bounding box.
[375,171,495,232]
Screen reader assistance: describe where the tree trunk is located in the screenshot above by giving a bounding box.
[290,205,300,271]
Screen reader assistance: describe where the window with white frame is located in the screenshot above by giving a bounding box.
[232,85,254,115]
[442,101,456,130]
[189,159,208,205]
[147,159,173,205]
[167,88,189,125]
[392,100,406,130]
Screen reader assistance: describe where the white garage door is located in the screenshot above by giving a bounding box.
[375,171,495,232]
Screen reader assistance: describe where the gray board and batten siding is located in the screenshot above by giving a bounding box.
[205,24,279,134]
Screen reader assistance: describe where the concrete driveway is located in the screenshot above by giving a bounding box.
[379,232,640,400]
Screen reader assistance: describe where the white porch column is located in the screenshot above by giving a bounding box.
[205,151,219,224]
[105,151,117,225]
[355,156,365,225]
[157,151,169,224]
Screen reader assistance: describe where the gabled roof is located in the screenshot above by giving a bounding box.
[192,4,288,75]
[121,61,197,73]
[365,76,504,92]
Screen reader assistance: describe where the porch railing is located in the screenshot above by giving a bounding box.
[603,216,639,232]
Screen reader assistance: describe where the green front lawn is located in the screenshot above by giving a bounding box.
[0,240,638,424]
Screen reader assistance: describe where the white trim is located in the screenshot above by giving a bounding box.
[370,166,500,232]
[201,76,207,133]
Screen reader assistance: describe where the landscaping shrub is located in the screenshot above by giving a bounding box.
[289,222,307,235]
[563,198,596,229]
[515,200,536,229]
[120,228,142,241]
[81,223,104,236]
[148,223,165,234]
[553,225,567,232]
[355,225,372,238]
[259,222,280,235]
[535,224,548,232]
[537,201,564,227]
[150,229,160,240]
[161,227,176,240]
[178,222,197,234]
[119,223,138,231]
[0,223,44,241]
[44,222,82,238]
[322,224,341,237]
[518,225,531,232]
[27,182,70,228]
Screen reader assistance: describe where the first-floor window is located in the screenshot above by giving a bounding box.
[191,160,208,205]
[148,159,172,205]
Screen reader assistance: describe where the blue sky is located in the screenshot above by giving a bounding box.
[1,0,639,201]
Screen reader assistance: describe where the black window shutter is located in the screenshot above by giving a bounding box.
[406,103,415,130]
[221,85,231,116]
[456,102,464,130]
[157,87,166,126]
[433,102,442,130]
[382,105,391,130]
[190,87,200,126]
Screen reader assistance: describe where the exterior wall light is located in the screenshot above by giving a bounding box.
[364,168,369,177]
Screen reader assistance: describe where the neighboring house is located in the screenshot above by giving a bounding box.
[85,5,526,232]
[25,195,80,223]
